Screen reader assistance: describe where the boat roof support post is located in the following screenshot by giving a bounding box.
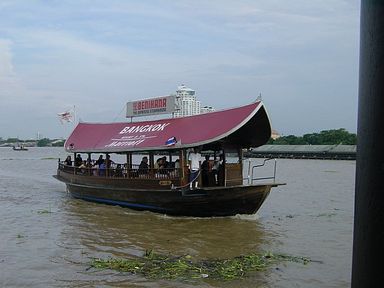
[149,152,154,169]
[238,148,243,164]
[126,153,132,169]
[106,153,109,177]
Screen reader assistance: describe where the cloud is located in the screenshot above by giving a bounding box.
[0,39,15,79]
[0,1,359,138]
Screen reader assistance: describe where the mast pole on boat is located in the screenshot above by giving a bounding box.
[352,1,384,287]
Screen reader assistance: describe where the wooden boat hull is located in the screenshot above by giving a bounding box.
[55,170,274,217]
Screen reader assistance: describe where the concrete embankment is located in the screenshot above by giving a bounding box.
[246,145,356,160]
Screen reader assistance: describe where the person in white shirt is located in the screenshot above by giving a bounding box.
[188,148,201,188]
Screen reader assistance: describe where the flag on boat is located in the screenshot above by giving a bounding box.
[58,108,74,124]
[165,136,177,146]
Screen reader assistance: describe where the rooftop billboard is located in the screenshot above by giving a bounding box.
[126,95,176,118]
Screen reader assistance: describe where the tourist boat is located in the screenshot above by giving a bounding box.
[54,100,282,217]
[12,145,28,151]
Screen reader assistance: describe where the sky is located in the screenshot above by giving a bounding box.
[0,0,360,139]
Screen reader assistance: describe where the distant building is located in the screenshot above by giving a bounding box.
[200,105,215,114]
[173,85,214,117]
[271,129,281,140]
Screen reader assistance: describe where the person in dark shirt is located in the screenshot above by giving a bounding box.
[94,155,104,167]
[64,155,72,166]
[105,154,114,169]
[75,154,82,167]
[201,155,211,186]
[138,156,149,174]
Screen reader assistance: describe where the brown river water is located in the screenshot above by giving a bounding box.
[0,147,354,287]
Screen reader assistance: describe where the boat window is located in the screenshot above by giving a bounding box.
[225,149,240,164]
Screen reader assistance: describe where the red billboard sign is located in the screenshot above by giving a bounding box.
[126,95,176,117]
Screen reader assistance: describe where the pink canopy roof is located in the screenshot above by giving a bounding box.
[64,100,271,153]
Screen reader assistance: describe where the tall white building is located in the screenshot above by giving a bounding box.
[173,85,214,117]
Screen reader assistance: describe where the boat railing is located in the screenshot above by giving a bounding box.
[58,161,181,180]
[245,158,277,184]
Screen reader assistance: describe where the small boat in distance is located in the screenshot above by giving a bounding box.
[12,145,28,151]
[54,100,284,217]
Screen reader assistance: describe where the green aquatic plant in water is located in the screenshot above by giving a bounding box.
[90,250,310,281]
[37,209,52,214]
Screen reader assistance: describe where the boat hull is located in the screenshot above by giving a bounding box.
[55,171,274,217]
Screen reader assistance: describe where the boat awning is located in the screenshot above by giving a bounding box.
[64,100,271,153]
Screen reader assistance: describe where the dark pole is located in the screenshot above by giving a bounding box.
[352,1,384,287]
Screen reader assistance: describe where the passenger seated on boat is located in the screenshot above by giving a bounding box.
[154,157,164,175]
[153,157,168,178]
[85,158,93,175]
[138,156,149,175]
[78,160,87,174]
[172,159,180,177]
[75,154,83,167]
[160,156,171,175]
[154,158,160,169]
[114,164,123,177]
[64,155,72,166]
[122,163,128,178]
[174,159,180,169]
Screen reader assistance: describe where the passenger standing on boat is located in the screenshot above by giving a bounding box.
[105,154,114,169]
[188,148,201,189]
[218,154,225,186]
[94,155,104,167]
[64,155,72,166]
[99,162,106,176]
[94,155,104,176]
[138,156,149,174]
[201,155,211,187]
[212,157,219,185]
[105,154,115,176]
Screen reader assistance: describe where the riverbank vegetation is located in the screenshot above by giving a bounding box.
[0,137,65,147]
[269,128,356,145]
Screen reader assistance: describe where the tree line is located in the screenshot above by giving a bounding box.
[268,128,357,145]
[0,137,65,147]
[1,128,357,147]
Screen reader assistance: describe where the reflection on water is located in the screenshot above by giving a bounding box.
[0,147,354,287]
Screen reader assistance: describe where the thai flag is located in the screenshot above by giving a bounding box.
[165,137,177,146]
[58,106,75,124]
